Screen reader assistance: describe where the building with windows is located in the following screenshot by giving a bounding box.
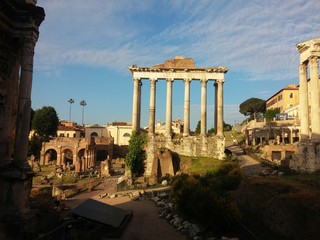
[107,122,132,146]
[266,84,299,118]
[57,121,82,138]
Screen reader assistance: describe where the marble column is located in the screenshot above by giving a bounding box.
[214,82,218,134]
[137,81,142,131]
[200,79,207,136]
[183,78,191,136]
[165,78,173,137]
[132,78,140,132]
[299,63,309,140]
[216,79,224,136]
[13,37,36,165]
[309,56,320,139]
[149,78,157,135]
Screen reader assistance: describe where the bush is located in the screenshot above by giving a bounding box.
[171,163,242,232]
[125,131,147,177]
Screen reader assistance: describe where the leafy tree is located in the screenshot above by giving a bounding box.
[224,121,232,131]
[195,121,201,134]
[32,106,59,140]
[264,108,280,122]
[208,128,215,135]
[239,98,266,120]
[125,131,147,177]
[28,135,42,159]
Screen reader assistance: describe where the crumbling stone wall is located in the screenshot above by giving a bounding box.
[145,135,225,177]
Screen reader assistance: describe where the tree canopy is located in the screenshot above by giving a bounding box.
[264,108,280,122]
[239,98,266,120]
[195,121,201,134]
[125,131,147,177]
[32,106,59,139]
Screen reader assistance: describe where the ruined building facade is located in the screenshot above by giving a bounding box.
[129,56,228,177]
[0,0,45,228]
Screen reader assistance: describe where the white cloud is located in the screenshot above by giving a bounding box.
[36,0,320,82]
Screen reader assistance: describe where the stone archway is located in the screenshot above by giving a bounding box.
[91,132,98,137]
[44,148,57,164]
[40,137,97,172]
[61,148,74,166]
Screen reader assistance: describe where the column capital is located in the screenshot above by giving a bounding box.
[216,79,225,84]
[150,78,158,84]
[166,78,174,82]
[200,78,208,86]
[299,62,307,72]
[133,77,141,82]
[309,56,319,67]
[183,78,192,83]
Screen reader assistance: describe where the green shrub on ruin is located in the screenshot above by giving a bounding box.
[171,163,242,232]
[125,131,147,177]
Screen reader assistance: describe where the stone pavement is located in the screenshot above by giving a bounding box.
[226,144,270,176]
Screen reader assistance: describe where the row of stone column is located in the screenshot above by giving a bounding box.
[132,78,224,137]
[246,127,299,145]
[299,56,319,140]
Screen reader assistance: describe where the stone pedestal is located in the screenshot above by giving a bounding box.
[0,165,35,239]
[291,141,320,172]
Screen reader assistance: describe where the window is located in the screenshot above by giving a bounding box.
[290,93,293,98]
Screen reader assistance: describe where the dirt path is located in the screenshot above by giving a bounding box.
[227,144,270,176]
[64,177,186,240]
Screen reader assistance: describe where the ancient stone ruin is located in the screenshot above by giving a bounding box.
[0,0,45,238]
[291,38,320,171]
[129,56,228,177]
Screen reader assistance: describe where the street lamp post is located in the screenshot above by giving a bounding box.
[68,98,74,122]
[80,100,87,126]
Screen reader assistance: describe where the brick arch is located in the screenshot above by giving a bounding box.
[43,148,57,163]
[40,137,97,172]
[61,148,75,165]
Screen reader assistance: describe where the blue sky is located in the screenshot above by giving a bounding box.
[33,0,320,130]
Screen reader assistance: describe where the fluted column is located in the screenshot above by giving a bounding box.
[200,79,207,136]
[183,78,191,136]
[309,56,320,139]
[149,78,157,135]
[13,37,36,165]
[165,78,173,137]
[299,63,309,140]
[216,79,224,137]
[132,78,140,132]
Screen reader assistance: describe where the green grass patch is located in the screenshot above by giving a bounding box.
[180,155,236,175]
[224,130,244,142]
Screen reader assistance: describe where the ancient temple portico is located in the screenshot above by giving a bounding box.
[292,38,320,171]
[129,56,227,138]
[129,56,228,177]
